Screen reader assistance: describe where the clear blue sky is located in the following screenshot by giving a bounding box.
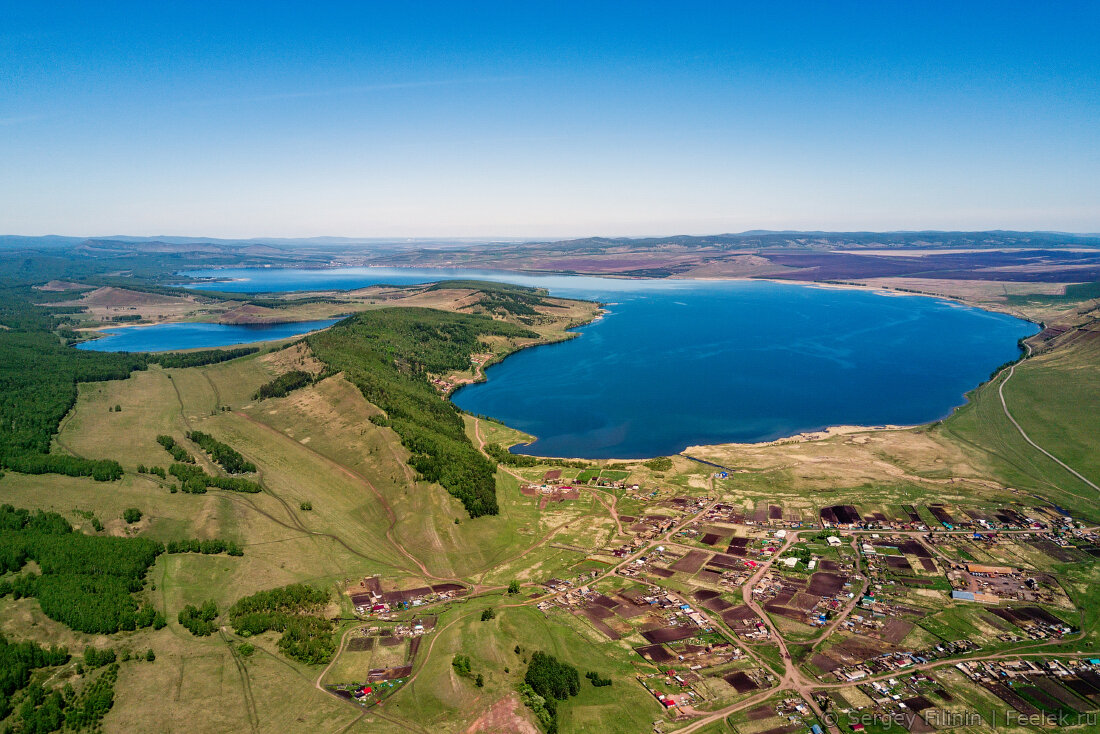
[2,2,1097,238]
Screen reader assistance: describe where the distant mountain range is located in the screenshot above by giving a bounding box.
[3,230,1098,253]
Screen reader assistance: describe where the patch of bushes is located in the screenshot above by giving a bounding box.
[122,508,142,524]
[585,670,612,687]
[178,601,219,636]
[643,456,673,471]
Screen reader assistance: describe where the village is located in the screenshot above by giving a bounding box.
[320,465,1095,731]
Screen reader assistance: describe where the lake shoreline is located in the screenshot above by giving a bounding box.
[170,266,1041,459]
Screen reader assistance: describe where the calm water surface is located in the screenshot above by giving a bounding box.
[76,319,341,353]
[174,268,1037,457]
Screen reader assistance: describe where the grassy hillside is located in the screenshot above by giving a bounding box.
[938,331,1100,516]
[307,308,538,517]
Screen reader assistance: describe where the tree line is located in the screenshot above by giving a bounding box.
[186,430,256,474]
[156,435,195,463]
[253,369,315,400]
[169,463,262,494]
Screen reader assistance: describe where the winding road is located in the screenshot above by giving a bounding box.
[998,345,1098,493]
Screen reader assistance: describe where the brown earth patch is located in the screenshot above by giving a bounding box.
[464,694,539,734]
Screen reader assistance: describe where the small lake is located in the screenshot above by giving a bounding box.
[177,267,1037,458]
[76,319,341,353]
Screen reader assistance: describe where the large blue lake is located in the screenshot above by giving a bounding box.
[76,319,341,353]
[172,267,1037,457]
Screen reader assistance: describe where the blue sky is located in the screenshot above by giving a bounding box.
[2,2,1098,238]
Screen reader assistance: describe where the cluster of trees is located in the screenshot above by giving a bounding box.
[253,369,314,400]
[0,633,69,720]
[156,435,195,463]
[82,647,117,669]
[451,654,484,687]
[585,670,612,687]
[228,584,334,664]
[308,308,539,517]
[178,601,219,636]
[468,432,587,469]
[61,663,119,731]
[169,463,262,494]
[480,607,497,621]
[0,640,119,733]
[480,444,591,470]
[643,457,673,472]
[136,463,167,478]
[185,431,256,474]
[164,538,243,556]
[522,652,580,734]
[123,508,142,524]
[0,504,170,634]
[275,616,336,665]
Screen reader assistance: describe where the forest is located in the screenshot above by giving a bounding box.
[308,308,538,517]
[0,505,180,635]
[0,634,69,721]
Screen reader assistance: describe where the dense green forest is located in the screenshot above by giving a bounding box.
[228,584,335,664]
[0,506,163,634]
[0,506,252,636]
[308,308,538,517]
